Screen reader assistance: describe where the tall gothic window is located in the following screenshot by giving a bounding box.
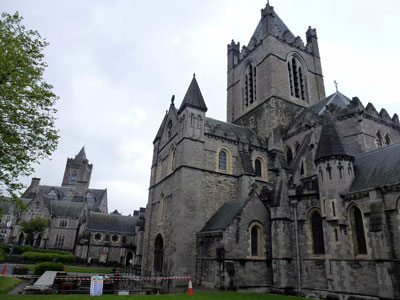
[156,157,162,183]
[337,162,344,179]
[285,147,293,165]
[249,222,263,258]
[71,170,77,183]
[311,211,325,254]
[167,145,175,175]
[244,64,256,107]
[326,163,332,179]
[376,131,383,148]
[351,206,367,255]
[288,56,306,100]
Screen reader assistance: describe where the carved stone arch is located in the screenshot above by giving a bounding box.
[248,220,265,258]
[292,141,300,156]
[385,133,392,145]
[216,146,232,174]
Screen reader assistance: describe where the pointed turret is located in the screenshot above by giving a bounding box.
[314,117,353,163]
[178,74,207,114]
[62,148,93,189]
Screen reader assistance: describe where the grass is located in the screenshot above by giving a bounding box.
[23,265,113,274]
[0,292,305,299]
[0,277,23,294]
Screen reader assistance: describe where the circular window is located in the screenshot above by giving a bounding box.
[94,233,103,242]
[111,234,119,243]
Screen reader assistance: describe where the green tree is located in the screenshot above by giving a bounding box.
[0,12,59,202]
[20,217,48,245]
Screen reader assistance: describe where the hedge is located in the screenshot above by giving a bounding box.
[21,251,76,264]
[0,243,70,255]
[34,262,64,275]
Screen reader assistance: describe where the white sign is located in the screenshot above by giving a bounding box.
[90,276,104,296]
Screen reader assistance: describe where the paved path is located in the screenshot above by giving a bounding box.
[0,263,16,275]
[33,271,58,286]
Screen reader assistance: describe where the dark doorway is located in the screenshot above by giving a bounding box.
[154,234,164,273]
[126,251,133,266]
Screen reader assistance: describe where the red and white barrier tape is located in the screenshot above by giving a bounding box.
[1,274,191,282]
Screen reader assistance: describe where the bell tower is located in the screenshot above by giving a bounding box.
[227,3,325,137]
[61,147,93,190]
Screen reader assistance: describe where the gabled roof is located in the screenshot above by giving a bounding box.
[349,142,400,193]
[50,201,85,218]
[153,113,168,143]
[178,75,207,114]
[88,212,136,234]
[239,152,254,175]
[200,200,246,233]
[311,91,351,116]
[314,117,353,162]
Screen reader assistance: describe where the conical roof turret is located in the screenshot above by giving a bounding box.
[75,146,86,160]
[178,74,207,114]
[314,117,353,163]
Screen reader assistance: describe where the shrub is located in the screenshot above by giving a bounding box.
[21,251,76,264]
[34,262,64,275]
[0,249,5,263]
[12,265,29,275]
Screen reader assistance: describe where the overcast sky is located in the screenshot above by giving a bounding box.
[3,0,400,215]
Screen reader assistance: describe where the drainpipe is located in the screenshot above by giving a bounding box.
[291,199,301,293]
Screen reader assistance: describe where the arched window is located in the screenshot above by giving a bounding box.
[244,63,256,107]
[167,146,175,175]
[219,151,227,171]
[154,234,164,272]
[376,131,383,148]
[285,146,293,165]
[158,193,164,224]
[249,222,264,258]
[310,210,325,254]
[55,234,65,248]
[350,206,367,255]
[156,157,162,183]
[167,120,172,138]
[287,55,306,100]
[348,163,353,175]
[71,170,77,183]
[385,134,392,145]
[293,142,300,156]
[254,159,262,177]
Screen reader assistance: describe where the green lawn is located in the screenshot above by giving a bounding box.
[0,292,304,299]
[23,265,113,274]
[0,277,23,294]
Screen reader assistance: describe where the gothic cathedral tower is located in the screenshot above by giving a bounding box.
[227,3,325,137]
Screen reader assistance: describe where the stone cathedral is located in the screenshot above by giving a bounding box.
[141,3,400,299]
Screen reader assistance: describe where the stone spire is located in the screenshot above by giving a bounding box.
[75,146,86,161]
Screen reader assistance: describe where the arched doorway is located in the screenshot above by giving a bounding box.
[18,233,24,246]
[154,234,163,273]
[34,234,41,248]
[126,251,133,266]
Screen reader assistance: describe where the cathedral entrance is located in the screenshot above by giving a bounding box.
[153,234,163,273]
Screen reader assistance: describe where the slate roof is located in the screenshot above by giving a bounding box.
[87,212,136,234]
[153,113,168,143]
[205,117,258,143]
[249,9,294,45]
[296,91,351,121]
[50,201,85,218]
[0,197,30,213]
[349,142,400,193]
[178,75,207,114]
[239,152,254,175]
[200,200,246,233]
[314,117,353,162]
